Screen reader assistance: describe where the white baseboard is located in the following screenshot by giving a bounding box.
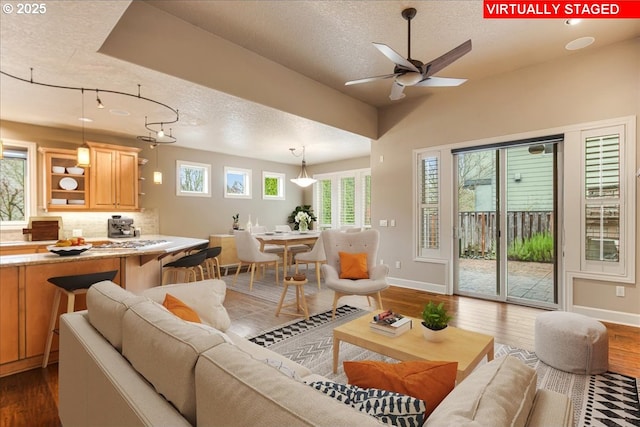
[572,305,640,327]
[388,277,447,295]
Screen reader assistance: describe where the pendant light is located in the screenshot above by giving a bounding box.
[76,89,91,167]
[152,143,162,184]
[290,146,317,188]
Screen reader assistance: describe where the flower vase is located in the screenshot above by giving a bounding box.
[299,221,308,233]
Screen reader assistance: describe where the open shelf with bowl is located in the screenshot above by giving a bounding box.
[40,148,89,210]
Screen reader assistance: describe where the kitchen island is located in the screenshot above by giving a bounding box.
[0,235,208,376]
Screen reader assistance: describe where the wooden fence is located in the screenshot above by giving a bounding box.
[458,211,553,258]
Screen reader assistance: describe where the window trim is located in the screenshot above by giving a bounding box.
[0,139,37,230]
[579,124,630,278]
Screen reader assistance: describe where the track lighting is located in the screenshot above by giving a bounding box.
[96,90,104,109]
[289,146,317,188]
[0,68,179,144]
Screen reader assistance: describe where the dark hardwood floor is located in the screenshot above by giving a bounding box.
[1,285,638,427]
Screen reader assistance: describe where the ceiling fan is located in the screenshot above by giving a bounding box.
[345,7,472,101]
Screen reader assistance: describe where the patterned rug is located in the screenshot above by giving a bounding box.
[222,265,322,304]
[250,309,640,427]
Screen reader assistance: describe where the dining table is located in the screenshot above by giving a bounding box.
[253,231,320,279]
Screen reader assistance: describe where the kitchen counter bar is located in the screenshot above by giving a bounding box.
[0,235,208,267]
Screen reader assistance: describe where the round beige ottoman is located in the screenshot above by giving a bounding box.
[534,311,608,375]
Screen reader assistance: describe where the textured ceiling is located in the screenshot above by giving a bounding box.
[0,1,638,164]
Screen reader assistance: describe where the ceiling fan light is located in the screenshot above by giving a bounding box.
[396,72,423,86]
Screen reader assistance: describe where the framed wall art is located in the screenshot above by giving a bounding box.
[224,166,252,199]
[262,171,285,200]
[176,160,211,197]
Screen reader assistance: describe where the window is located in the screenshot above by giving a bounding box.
[580,123,633,278]
[584,133,620,262]
[223,166,251,199]
[314,169,370,230]
[0,140,36,228]
[262,171,285,200]
[177,160,211,197]
[418,152,440,254]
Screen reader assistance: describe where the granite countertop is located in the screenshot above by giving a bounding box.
[0,235,208,267]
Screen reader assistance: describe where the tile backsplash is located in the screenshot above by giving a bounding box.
[1,208,160,242]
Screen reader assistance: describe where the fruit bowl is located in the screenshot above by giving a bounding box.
[47,243,92,256]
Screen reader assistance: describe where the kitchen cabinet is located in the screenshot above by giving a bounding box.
[39,148,89,211]
[209,234,240,273]
[87,141,141,210]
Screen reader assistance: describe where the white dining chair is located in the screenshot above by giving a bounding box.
[233,231,280,291]
[294,233,326,289]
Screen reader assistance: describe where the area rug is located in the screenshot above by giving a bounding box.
[222,266,322,304]
[250,309,640,427]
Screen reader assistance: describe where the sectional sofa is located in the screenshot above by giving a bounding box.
[58,279,573,426]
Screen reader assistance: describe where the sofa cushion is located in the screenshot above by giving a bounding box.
[424,356,537,427]
[122,300,227,426]
[142,279,231,331]
[195,343,384,426]
[343,360,457,417]
[86,281,146,351]
[308,380,426,427]
[163,293,202,323]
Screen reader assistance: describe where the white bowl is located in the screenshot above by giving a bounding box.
[52,166,66,174]
[67,199,85,205]
[66,167,84,175]
[50,198,67,205]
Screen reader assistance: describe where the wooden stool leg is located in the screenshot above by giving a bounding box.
[275,283,290,317]
[43,289,62,368]
[214,258,221,279]
[299,284,309,320]
[66,291,76,314]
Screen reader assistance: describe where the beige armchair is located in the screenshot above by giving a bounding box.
[233,231,280,291]
[321,229,389,319]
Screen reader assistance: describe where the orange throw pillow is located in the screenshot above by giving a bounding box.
[339,252,369,279]
[343,360,457,417]
[162,293,201,323]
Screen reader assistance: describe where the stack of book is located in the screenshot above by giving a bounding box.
[369,310,412,337]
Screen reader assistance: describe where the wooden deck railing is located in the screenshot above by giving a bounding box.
[458,211,553,258]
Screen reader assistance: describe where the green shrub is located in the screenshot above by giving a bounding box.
[508,232,554,263]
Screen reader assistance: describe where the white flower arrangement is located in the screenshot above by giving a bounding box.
[294,211,311,225]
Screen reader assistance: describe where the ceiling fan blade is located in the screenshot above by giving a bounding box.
[414,76,468,87]
[373,43,420,73]
[345,73,399,86]
[389,82,406,101]
[423,39,472,77]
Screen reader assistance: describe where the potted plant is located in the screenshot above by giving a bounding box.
[287,205,317,231]
[421,301,452,342]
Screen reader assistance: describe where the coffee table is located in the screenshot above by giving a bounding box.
[333,311,494,382]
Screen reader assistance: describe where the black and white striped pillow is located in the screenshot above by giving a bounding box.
[308,380,426,427]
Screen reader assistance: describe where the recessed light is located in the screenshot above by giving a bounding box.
[565,18,582,25]
[109,109,130,116]
[565,36,595,51]
[78,117,93,122]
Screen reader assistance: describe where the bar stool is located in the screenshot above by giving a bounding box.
[275,274,309,320]
[43,270,118,368]
[200,246,222,279]
[161,250,207,285]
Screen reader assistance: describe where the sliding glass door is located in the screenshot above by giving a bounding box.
[454,142,559,308]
